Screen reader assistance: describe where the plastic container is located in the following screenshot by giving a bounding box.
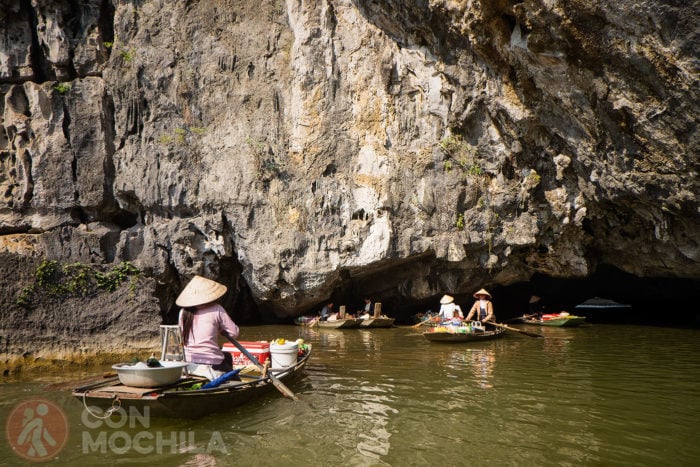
[222,341,271,366]
[270,341,299,369]
[112,361,188,388]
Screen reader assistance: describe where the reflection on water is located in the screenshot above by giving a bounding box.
[303,329,396,461]
[1,324,699,465]
[437,347,497,389]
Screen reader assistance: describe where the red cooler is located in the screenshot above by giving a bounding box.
[222,341,271,366]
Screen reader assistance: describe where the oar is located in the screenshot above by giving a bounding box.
[228,337,299,401]
[486,321,543,338]
[411,319,433,329]
[411,313,438,328]
[504,313,536,323]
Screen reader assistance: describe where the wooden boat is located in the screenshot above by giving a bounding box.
[359,317,395,328]
[73,345,311,419]
[294,315,361,329]
[423,325,505,342]
[294,316,318,327]
[357,303,394,328]
[319,318,361,329]
[517,312,586,327]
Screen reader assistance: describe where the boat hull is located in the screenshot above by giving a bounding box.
[294,316,361,328]
[423,327,505,342]
[359,317,395,328]
[318,318,361,329]
[520,316,586,327]
[73,347,311,419]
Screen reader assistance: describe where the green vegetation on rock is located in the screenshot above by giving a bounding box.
[53,82,71,94]
[17,260,140,307]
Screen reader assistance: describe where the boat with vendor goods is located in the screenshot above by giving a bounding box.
[73,340,311,419]
[516,312,586,327]
[423,322,506,342]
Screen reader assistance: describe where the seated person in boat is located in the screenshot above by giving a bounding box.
[357,297,374,319]
[448,310,463,326]
[177,275,239,380]
[527,295,545,318]
[438,294,464,322]
[320,301,334,321]
[466,289,496,324]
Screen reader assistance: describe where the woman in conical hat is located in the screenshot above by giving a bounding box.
[438,294,464,321]
[439,294,454,304]
[466,288,496,323]
[528,295,544,315]
[177,275,239,379]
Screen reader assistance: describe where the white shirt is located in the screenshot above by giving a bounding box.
[439,302,463,320]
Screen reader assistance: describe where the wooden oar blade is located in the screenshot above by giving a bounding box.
[411,313,437,328]
[411,320,431,329]
[509,326,543,338]
[271,378,298,400]
[489,322,543,338]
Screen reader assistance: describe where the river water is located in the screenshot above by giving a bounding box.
[1,324,698,466]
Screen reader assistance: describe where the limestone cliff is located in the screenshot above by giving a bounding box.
[1,0,698,363]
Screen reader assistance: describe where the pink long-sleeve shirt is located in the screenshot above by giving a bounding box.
[179,303,240,364]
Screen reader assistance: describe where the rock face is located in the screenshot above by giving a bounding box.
[1,0,698,362]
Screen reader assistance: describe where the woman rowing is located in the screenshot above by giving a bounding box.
[466,288,496,324]
[177,275,240,380]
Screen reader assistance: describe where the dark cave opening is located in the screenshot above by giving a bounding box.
[490,265,700,327]
[236,261,698,328]
[324,264,699,328]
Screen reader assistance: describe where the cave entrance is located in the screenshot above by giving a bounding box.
[492,265,700,327]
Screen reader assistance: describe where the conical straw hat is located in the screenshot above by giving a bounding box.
[439,294,454,304]
[529,295,541,304]
[176,275,227,307]
[473,288,492,299]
